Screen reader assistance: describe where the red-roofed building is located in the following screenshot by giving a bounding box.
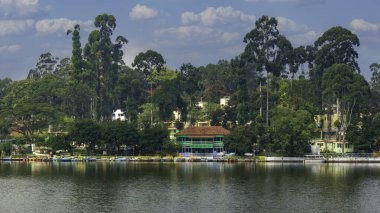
[175,126,230,157]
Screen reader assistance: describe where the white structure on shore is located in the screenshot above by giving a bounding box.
[112,109,126,121]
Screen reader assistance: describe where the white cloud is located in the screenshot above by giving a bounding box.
[221,32,240,42]
[0,19,34,36]
[0,44,21,53]
[0,0,38,8]
[288,31,320,46]
[155,26,214,39]
[129,4,158,20]
[350,19,380,32]
[35,18,92,34]
[277,16,307,32]
[0,0,41,17]
[181,6,255,26]
[155,26,239,43]
[155,6,253,44]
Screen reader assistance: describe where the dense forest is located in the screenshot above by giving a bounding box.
[1,14,380,156]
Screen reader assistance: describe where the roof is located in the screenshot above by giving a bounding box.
[175,126,230,137]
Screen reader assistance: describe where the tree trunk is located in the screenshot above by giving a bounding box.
[260,79,262,117]
[150,82,153,127]
[266,70,269,126]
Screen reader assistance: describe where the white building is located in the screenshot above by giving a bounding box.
[220,96,230,107]
[112,109,126,121]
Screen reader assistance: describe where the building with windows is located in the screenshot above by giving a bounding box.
[175,126,230,157]
[112,109,126,121]
[312,106,354,153]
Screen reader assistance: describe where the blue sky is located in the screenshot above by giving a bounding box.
[0,0,379,80]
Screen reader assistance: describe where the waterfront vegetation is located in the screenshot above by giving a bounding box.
[1,14,380,157]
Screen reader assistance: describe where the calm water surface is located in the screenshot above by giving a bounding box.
[1,162,380,213]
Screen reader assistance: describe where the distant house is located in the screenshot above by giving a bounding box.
[220,96,230,107]
[311,106,354,153]
[175,126,230,157]
[112,109,126,121]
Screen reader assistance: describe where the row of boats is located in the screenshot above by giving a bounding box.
[50,157,134,162]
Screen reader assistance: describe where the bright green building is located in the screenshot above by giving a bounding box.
[175,126,230,156]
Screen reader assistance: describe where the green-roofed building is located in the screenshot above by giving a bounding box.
[175,126,230,157]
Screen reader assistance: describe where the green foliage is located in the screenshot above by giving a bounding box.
[138,103,160,129]
[115,66,145,121]
[69,119,101,154]
[27,52,59,80]
[153,79,185,121]
[138,125,169,155]
[0,142,13,156]
[46,134,72,153]
[370,63,380,93]
[224,126,254,155]
[312,26,360,93]
[162,141,180,157]
[270,107,314,156]
[132,50,166,78]
[2,14,380,155]
[101,121,139,155]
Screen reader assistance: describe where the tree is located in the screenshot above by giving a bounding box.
[115,66,146,121]
[139,125,169,155]
[138,103,160,129]
[224,125,254,155]
[270,107,314,156]
[132,50,166,127]
[54,58,71,79]
[313,26,360,93]
[242,16,293,125]
[369,63,380,113]
[101,121,139,155]
[27,52,59,80]
[0,79,61,142]
[46,134,72,154]
[153,79,186,121]
[0,142,13,156]
[69,119,101,154]
[83,14,128,120]
[370,63,380,92]
[67,24,85,82]
[0,102,58,143]
[322,64,370,152]
[0,78,12,99]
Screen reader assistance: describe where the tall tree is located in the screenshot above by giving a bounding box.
[270,107,314,156]
[370,63,380,92]
[322,64,370,152]
[242,16,293,125]
[115,65,145,121]
[67,24,86,82]
[83,14,128,120]
[132,50,166,127]
[27,52,59,80]
[313,26,360,93]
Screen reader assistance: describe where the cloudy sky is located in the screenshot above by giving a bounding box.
[0,0,379,80]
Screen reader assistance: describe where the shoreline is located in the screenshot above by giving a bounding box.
[3,156,380,163]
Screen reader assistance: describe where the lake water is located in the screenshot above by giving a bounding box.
[1,162,380,213]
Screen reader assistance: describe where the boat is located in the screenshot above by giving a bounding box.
[2,157,12,161]
[83,157,97,161]
[115,157,126,161]
[303,155,325,163]
[60,157,71,162]
[71,158,80,162]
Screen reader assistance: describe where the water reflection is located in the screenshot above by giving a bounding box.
[1,162,380,212]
